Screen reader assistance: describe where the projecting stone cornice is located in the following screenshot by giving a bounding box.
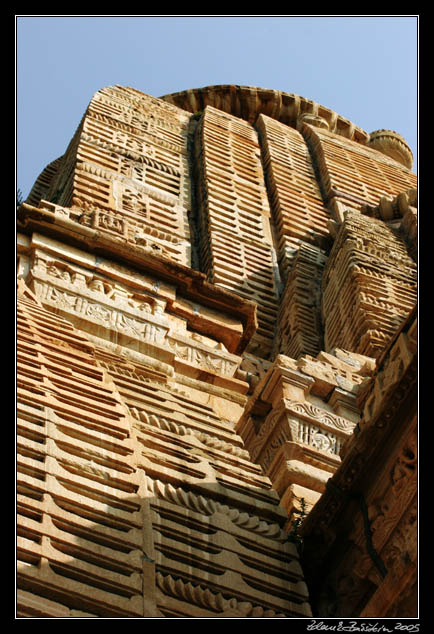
[17,200,258,355]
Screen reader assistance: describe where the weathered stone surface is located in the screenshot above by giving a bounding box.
[194,106,280,357]
[235,349,375,527]
[256,114,331,259]
[300,309,417,618]
[17,280,310,618]
[162,85,370,143]
[321,211,417,358]
[17,83,417,618]
[301,122,417,217]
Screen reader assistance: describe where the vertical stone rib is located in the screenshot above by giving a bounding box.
[194,105,280,358]
[256,115,330,265]
[255,114,330,359]
[274,244,327,359]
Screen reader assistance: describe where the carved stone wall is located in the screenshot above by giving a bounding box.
[256,114,330,263]
[27,86,194,267]
[321,211,417,358]
[17,279,311,618]
[300,310,417,618]
[236,349,374,526]
[18,84,417,618]
[301,123,417,217]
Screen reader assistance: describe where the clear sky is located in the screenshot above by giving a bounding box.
[16,15,418,200]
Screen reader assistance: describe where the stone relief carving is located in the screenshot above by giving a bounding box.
[286,399,354,432]
[249,398,352,469]
[28,253,241,378]
[296,421,342,455]
[350,429,417,582]
[390,432,417,496]
[166,336,238,376]
[146,477,287,542]
[130,407,250,460]
[380,497,417,580]
[362,330,416,424]
[37,281,168,343]
[155,572,287,618]
[94,210,127,236]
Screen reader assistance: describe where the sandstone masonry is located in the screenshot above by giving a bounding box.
[17,84,417,618]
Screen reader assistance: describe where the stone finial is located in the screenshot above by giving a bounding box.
[367,129,414,170]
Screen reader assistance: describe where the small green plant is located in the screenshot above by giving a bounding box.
[288,497,307,548]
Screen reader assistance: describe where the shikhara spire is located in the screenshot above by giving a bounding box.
[17,84,417,618]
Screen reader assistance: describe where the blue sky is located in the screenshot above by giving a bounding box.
[16,15,418,200]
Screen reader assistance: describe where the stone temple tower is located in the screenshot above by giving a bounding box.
[17,85,418,618]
